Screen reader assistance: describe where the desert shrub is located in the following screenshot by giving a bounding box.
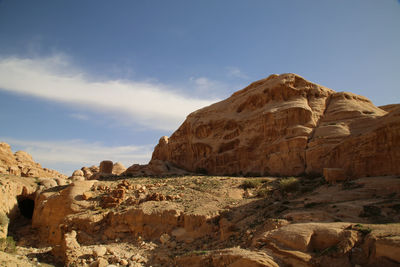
[0,236,16,253]
[240,180,260,189]
[279,177,300,193]
[353,224,372,235]
[316,244,338,256]
[256,188,270,197]
[240,178,268,190]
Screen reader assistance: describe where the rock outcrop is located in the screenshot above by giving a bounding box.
[112,162,127,175]
[70,161,127,180]
[0,142,66,179]
[124,159,188,177]
[151,73,400,178]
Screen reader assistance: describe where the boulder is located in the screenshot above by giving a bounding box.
[72,169,84,177]
[374,235,400,263]
[32,180,97,245]
[99,160,113,175]
[92,246,107,257]
[323,168,346,183]
[37,178,58,188]
[112,162,126,175]
[55,230,80,264]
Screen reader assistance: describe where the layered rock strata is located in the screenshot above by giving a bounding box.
[151,73,400,178]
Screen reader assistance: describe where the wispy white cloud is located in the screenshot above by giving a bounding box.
[1,137,153,175]
[189,76,230,98]
[69,113,90,121]
[0,55,218,131]
[226,66,249,79]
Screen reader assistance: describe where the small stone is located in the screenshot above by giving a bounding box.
[93,246,107,257]
[168,240,177,248]
[131,254,140,261]
[120,259,129,266]
[83,191,94,200]
[160,233,170,244]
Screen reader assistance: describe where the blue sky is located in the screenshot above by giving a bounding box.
[0,0,399,175]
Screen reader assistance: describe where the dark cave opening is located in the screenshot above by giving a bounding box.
[17,198,34,219]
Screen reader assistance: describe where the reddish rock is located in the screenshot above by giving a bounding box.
[99,160,113,174]
[323,168,346,183]
[151,73,400,178]
[0,142,66,179]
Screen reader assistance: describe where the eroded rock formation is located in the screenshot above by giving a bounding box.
[0,142,66,179]
[151,73,400,178]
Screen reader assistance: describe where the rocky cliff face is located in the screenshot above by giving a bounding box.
[151,73,400,178]
[0,142,66,179]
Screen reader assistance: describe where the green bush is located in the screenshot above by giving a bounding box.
[279,177,300,193]
[353,224,372,235]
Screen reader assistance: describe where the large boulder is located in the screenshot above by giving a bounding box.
[32,180,97,245]
[112,162,126,175]
[99,160,113,175]
[151,73,400,178]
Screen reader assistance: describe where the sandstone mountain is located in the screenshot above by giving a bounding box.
[152,73,400,178]
[0,142,66,179]
[1,74,399,267]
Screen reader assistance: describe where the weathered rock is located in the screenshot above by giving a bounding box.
[55,230,80,264]
[82,191,94,200]
[151,73,400,178]
[0,212,9,239]
[37,177,58,188]
[323,168,346,183]
[175,247,279,267]
[32,180,98,245]
[93,246,107,257]
[0,142,66,179]
[119,259,129,266]
[374,235,400,263]
[112,162,126,175]
[99,160,113,174]
[124,159,188,177]
[160,233,170,244]
[90,258,109,267]
[72,169,84,177]
[0,176,37,221]
[70,175,85,182]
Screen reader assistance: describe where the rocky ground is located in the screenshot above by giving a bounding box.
[0,173,399,266]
